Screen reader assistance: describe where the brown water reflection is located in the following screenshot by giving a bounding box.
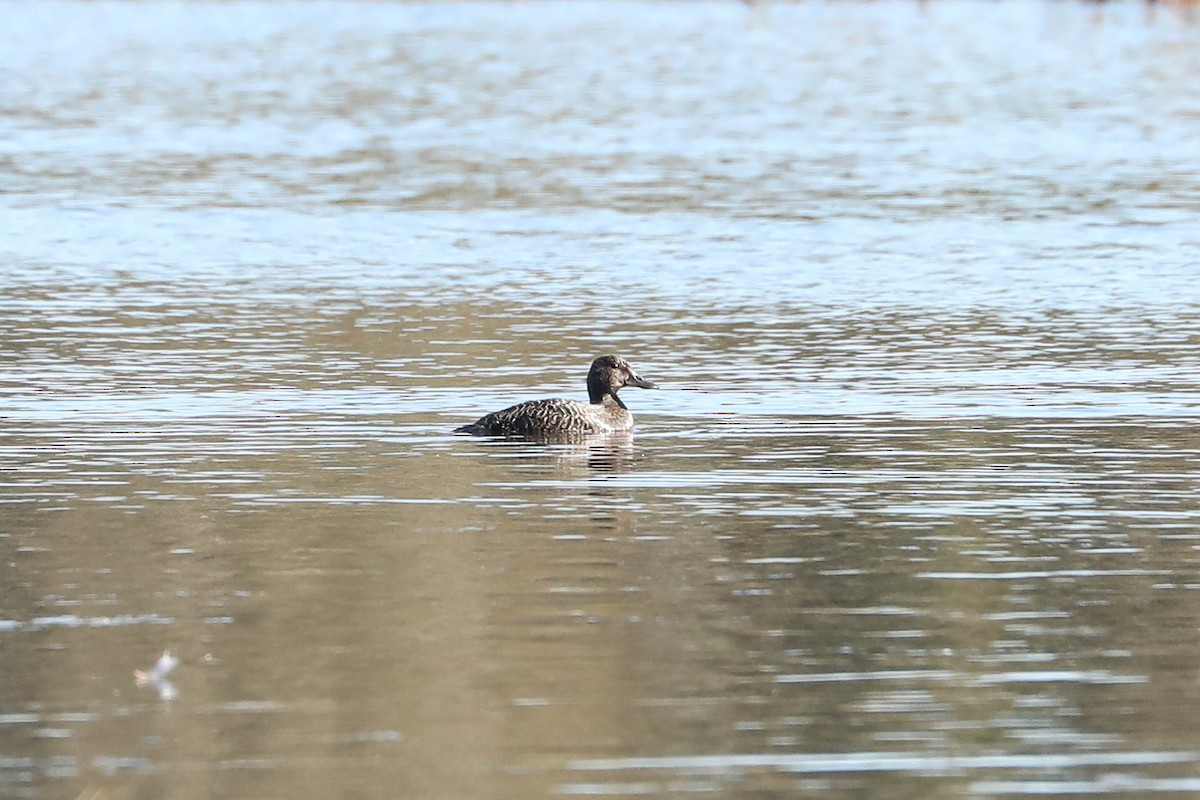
[6,398,1200,797]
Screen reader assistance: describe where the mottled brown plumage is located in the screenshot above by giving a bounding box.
[455,355,658,438]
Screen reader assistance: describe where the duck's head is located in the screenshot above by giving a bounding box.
[587,355,658,403]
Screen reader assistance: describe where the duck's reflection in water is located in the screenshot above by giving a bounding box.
[475,430,641,475]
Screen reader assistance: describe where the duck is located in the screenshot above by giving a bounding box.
[455,355,658,438]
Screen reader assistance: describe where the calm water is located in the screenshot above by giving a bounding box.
[4,1,1200,798]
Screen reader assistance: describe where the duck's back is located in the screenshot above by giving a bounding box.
[456,398,626,437]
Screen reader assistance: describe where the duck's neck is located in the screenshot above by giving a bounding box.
[590,389,627,410]
[587,372,611,405]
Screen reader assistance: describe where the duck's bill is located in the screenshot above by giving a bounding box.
[626,375,658,389]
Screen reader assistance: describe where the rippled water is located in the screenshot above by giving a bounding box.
[4,0,1200,797]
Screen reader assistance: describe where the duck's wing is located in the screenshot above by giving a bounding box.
[455,398,597,437]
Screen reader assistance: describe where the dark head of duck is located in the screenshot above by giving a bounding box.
[586,355,658,407]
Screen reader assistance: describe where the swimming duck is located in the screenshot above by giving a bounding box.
[455,355,658,438]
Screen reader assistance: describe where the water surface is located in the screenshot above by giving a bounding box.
[3,1,1200,798]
